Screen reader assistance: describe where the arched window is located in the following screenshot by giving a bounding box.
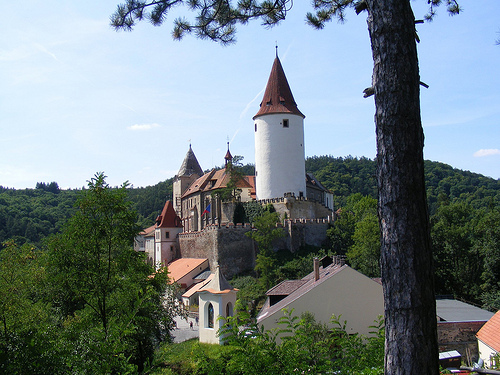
[207,303,214,328]
[226,302,233,317]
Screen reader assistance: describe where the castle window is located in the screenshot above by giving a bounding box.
[165,231,169,239]
[255,123,257,132]
[282,119,289,128]
[207,303,214,328]
[226,302,233,317]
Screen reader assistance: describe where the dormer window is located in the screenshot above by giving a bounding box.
[283,119,289,128]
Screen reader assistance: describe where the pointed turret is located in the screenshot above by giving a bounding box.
[178,145,203,177]
[254,57,305,120]
[173,145,204,216]
[156,200,182,228]
[224,142,232,167]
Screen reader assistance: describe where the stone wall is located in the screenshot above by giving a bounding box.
[178,224,254,279]
[178,217,330,277]
[258,197,333,221]
[437,321,486,362]
[273,219,330,253]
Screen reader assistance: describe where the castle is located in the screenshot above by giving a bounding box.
[135,55,334,279]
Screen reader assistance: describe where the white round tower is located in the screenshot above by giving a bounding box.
[253,56,306,200]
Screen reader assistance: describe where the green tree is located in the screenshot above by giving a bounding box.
[110,0,462,372]
[46,173,185,372]
[431,202,483,302]
[246,210,284,289]
[0,241,60,374]
[476,208,500,310]
[348,213,380,277]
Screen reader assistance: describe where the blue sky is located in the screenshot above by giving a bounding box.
[1,0,499,189]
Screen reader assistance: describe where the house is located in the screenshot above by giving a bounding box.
[476,310,500,368]
[436,297,494,361]
[256,256,384,339]
[166,258,209,291]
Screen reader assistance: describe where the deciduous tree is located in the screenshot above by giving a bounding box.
[46,172,185,372]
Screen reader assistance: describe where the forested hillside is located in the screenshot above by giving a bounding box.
[0,157,498,247]
[305,155,500,214]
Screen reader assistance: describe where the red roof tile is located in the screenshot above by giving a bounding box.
[167,258,208,283]
[477,310,500,352]
[266,280,307,296]
[181,167,253,199]
[253,57,305,120]
[156,200,182,228]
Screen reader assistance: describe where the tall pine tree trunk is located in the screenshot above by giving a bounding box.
[365,0,439,373]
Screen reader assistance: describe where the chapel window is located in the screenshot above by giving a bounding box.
[207,303,214,328]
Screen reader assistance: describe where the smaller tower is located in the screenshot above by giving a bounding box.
[224,142,233,168]
[173,145,204,216]
[198,267,237,344]
[154,200,183,269]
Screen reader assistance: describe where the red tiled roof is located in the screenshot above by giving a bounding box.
[253,56,305,120]
[181,167,253,199]
[139,224,156,236]
[167,258,208,283]
[477,310,500,352]
[156,200,182,228]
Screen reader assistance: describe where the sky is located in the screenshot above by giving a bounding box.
[1,0,499,189]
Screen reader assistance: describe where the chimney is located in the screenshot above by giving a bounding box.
[313,257,320,281]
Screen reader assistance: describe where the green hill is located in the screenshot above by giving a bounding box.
[1,158,498,246]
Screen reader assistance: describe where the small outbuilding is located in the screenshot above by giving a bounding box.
[198,267,237,344]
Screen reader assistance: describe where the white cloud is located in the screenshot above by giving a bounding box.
[473,149,500,157]
[127,123,161,131]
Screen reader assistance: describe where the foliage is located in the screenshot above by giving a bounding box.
[1,158,497,247]
[477,208,500,310]
[242,200,264,224]
[431,202,483,302]
[246,211,284,290]
[0,240,61,374]
[36,181,60,194]
[127,178,174,228]
[229,275,267,314]
[44,172,186,372]
[210,306,384,374]
[326,194,380,277]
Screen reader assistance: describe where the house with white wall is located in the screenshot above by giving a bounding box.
[476,310,500,368]
[257,256,384,339]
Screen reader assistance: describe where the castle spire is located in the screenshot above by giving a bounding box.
[224,141,232,167]
[177,144,203,177]
[253,56,305,120]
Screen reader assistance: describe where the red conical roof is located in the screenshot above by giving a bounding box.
[253,57,305,120]
[156,200,182,228]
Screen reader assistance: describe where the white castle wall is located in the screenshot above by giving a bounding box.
[254,113,306,200]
